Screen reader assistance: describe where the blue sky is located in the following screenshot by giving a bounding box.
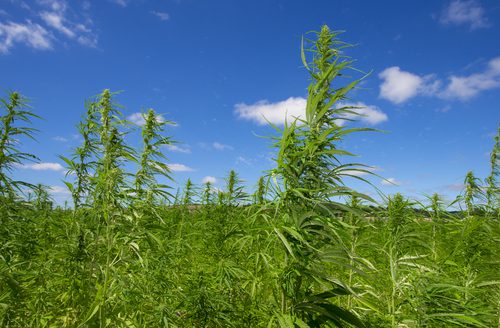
[0,0,499,205]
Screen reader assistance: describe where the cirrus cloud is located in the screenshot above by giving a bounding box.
[0,21,52,54]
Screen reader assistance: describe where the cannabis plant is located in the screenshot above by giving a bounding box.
[0,91,39,198]
[270,25,374,210]
[61,98,99,209]
[485,123,499,212]
[133,108,174,206]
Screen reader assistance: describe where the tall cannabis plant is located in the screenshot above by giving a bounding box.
[254,176,266,205]
[182,178,195,205]
[133,108,174,205]
[92,89,134,210]
[0,91,39,198]
[265,25,372,328]
[463,171,483,216]
[61,99,99,209]
[222,169,247,205]
[270,25,373,209]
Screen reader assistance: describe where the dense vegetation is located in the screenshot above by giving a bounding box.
[1,26,499,328]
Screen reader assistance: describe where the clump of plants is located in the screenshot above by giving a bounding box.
[0,25,498,328]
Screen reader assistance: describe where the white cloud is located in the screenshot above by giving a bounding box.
[127,112,165,126]
[439,0,490,30]
[235,97,306,125]
[0,0,99,54]
[38,0,97,48]
[235,97,387,126]
[337,102,388,125]
[342,166,380,177]
[151,11,170,21]
[441,57,500,100]
[40,11,74,38]
[202,176,217,184]
[381,177,401,186]
[0,21,52,54]
[379,67,425,104]
[21,162,65,171]
[352,104,388,125]
[49,185,70,194]
[167,163,194,172]
[213,142,233,151]
[380,57,500,104]
[166,144,191,153]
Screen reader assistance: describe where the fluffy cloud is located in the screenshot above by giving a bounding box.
[0,21,52,54]
[441,57,500,100]
[337,102,388,126]
[127,112,165,126]
[439,0,490,30]
[167,163,194,172]
[379,67,428,104]
[380,57,500,103]
[381,177,401,186]
[202,176,217,184]
[20,162,65,171]
[235,97,387,126]
[235,97,307,125]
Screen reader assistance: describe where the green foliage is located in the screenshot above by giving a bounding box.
[133,108,175,206]
[0,91,39,198]
[253,175,269,206]
[182,178,195,205]
[0,27,499,328]
[222,169,248,205]
[270,25,374,210]
[485,123,499,213]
